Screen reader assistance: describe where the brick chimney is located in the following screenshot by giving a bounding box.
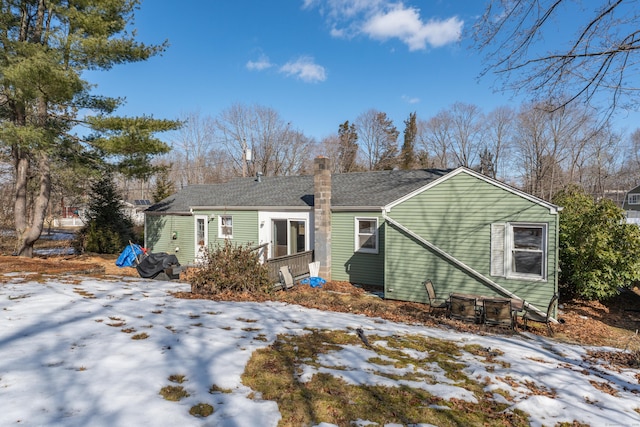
[314,156,331,280]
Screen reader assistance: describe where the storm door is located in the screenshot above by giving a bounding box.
[194,215,209,262]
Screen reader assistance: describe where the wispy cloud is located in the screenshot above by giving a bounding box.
[246,55,273,71]
[402,94,420,104]
[304,0,463,51]
[279,56,327,83]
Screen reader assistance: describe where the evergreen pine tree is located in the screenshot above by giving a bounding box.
[337,121,359,172]
[74,171,134,254]
[152,164,175,202]
[0,1,180,257]
[401,112,417,170]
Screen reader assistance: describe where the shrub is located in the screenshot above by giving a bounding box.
[553,185,640,301]
[75,220,131,254]
[189,240,272,296]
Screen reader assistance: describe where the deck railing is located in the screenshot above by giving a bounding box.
[265,250,314,283]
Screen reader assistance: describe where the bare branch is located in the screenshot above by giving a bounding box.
[474,0,640,114]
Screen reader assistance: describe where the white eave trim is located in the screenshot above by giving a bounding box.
[384,167,562,215]
[144,211,192,216]
[331,206,385,212]
[189,205,311,212]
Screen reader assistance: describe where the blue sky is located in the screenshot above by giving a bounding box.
[86,1,555,141]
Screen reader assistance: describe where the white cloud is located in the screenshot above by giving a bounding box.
[402,95,420,104]
[303,0,385,18]
[304,1,463,51]
[330,25,345,38]
[246,55,273,71]
[279,56,327,83]
[363,6,463,50]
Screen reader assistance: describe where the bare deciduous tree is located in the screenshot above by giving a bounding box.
[475,1,640,114]
[417,110,453,169]
[578,125,622,200]
[449,102,484,168]
[169,111,219,186]
[513,102,607,200]
[514,104,561,199]
[484,106,515,180]
[355,110,399,171]
[215,104,314,177]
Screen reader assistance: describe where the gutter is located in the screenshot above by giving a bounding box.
[382,212,554,321]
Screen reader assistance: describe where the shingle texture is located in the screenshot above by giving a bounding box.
[146,169,451,214]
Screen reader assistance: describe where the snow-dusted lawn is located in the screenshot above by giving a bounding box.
[0,275,638,426]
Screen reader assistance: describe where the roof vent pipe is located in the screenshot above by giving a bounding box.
[256,171,263,183]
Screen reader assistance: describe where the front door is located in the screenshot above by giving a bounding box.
[194,215,208,262]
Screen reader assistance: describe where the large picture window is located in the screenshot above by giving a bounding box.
[272,219,307,257]
[491,223,547,280]
[355,217,378,254]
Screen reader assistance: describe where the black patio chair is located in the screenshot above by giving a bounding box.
[482,298,514,331]
[523,293,559,336]
[423,280,449,314]
[448,294,478,323]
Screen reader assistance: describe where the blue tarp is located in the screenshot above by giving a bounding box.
[300,276,326,288]
[116,244,144,268]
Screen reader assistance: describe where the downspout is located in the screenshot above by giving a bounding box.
[382,212,553,321]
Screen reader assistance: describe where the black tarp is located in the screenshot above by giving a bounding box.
[135,253,181,279]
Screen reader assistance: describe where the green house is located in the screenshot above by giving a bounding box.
[623,183,640,224]
[145,157,560,315]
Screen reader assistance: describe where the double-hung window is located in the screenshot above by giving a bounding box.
[218,215,233,239]
[491,222,547,280]
[629,194,640,205]
[355,217,378,254]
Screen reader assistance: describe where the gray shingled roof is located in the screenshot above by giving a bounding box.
[146,169,452,214]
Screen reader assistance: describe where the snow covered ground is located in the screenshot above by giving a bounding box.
[0,274,638,426]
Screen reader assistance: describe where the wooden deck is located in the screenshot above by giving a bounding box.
[265,250,314,283]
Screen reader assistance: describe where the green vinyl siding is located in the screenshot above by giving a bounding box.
[331,211,385,286]
[207,210,259,249]
[385,172,558,312]
[384,225,488,303]
[145,210,259,265]
[623,184,640,210]
[145,214,193,265]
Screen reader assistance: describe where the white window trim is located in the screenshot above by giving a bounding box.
[507,222,547,280]
[491,222,547,281]
[354,217,379,254]
[629,194,640,205]
[218,215,233,239]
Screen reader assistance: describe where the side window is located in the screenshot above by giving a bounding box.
[355,217,378,254]
[491,222,547,280]
[219,215,233,239]
[629,194,640,205]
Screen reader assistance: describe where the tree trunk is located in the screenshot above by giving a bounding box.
[14,151,51,257]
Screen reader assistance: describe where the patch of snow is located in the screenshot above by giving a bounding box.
[0,277,638,426]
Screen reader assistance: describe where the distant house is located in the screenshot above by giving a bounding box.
[623,184,640,224]
[123,199,152,226]
[52,203,86,228]
[145,157,560,315]
[53,199,150,228]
